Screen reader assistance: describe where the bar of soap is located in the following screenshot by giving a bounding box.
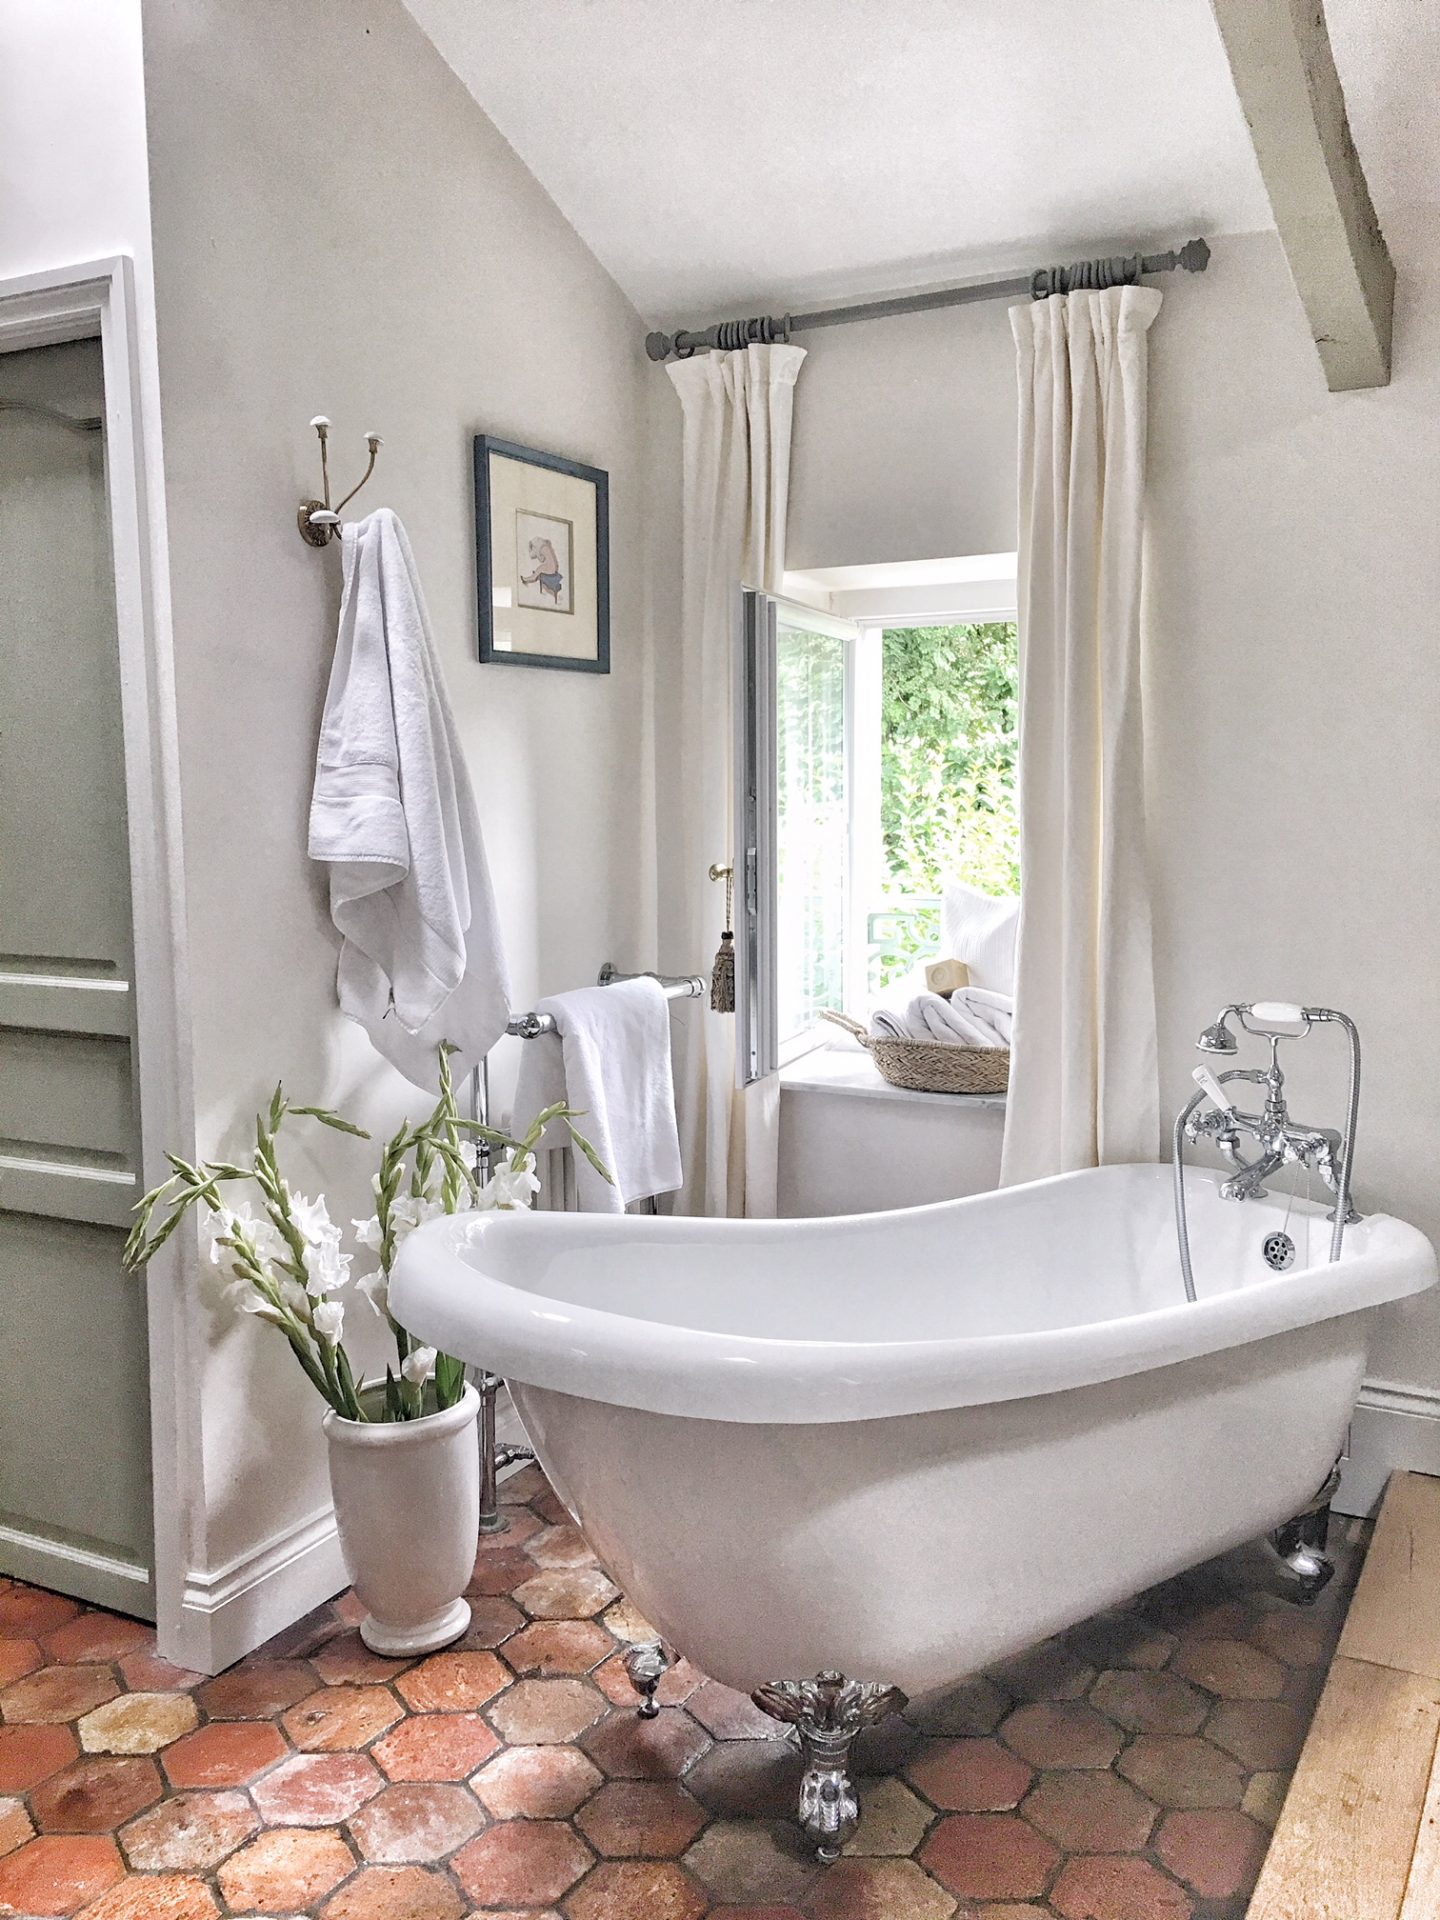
[925,958,971,997]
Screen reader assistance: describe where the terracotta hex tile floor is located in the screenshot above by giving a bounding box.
[0,1475,1364,1915]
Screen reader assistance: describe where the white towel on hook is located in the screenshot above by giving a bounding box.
[510,979,682,1213]
[308,508,511,1090]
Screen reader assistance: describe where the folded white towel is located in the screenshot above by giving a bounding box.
[511,979,682,1213]
[308,509,511,1089]
[869,987,1014,1049]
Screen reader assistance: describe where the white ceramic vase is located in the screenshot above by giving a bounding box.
[323,1381,480,1656]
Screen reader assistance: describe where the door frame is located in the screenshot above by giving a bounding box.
[0,258,193,1631]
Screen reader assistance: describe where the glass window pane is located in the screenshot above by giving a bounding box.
[776,619,848,1043]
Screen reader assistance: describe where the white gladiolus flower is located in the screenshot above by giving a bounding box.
[479,1150,541,1212]
[401,1345,436,1385]
[203,1202,281,1273]
[355,1269,390,1319]
[352,1214,383,1253]
[390,1195,445,1240]
[289,1192,336,1246]
[222,1279,285,1327]
[312,1299,345,1344]
[304,1232,352,1299]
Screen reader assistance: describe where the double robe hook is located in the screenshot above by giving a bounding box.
[297,416,382,547]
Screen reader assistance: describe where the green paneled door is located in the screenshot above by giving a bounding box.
[0,337,154,1618]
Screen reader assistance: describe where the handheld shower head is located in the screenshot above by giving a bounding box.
[1196,1014,1239,1054]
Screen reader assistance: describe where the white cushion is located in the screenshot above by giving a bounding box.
[941,883,1020,995]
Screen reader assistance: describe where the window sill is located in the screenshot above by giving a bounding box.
[779,1046,1008,1110]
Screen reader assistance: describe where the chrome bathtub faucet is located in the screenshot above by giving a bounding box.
[1173,1002,1363,1304]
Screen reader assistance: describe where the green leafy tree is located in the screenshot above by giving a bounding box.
[875,621,1019,984]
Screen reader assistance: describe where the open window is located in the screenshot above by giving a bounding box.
[735,586,1020,1089]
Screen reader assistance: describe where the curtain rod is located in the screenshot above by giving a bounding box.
[645,237,1210,363]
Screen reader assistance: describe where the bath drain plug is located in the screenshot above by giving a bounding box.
[1263,1231,1296,1272]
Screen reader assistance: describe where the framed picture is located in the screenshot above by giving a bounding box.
[473,436,609,673]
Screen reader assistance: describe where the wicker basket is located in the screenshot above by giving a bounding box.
[821,1010,1010,1096]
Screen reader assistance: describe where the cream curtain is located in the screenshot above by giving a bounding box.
[1000,287,1162,1185]
[666,343,806,1216]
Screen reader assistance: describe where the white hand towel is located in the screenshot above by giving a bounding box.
[511,979,682,1213]
[910,992,1007,1048]
[308,510,511,1090]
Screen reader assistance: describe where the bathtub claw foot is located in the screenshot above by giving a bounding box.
[623,1641,672,1718]
[1270,1460,1341,1606]
[752,1671,908,1863]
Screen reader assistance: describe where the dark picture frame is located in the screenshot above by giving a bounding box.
[473,435,610,673]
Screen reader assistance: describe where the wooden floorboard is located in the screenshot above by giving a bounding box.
[1252,1472,1440,1920]
[1339,1471,1440,1682]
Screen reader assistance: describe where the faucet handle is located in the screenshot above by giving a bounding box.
[1192,1065,1236,1113]
[1250,1002,1306,1026]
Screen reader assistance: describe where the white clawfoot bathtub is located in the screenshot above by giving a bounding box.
[393,1164,1435,1700]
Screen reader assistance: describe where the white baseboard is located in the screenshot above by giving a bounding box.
[0,1523,154,1620]
[168,1503,348,1675]
[1336,1378,1440,1518]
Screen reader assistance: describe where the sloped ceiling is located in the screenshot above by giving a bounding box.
[402,0,1411,327]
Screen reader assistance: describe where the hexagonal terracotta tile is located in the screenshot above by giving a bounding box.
[802,1856,958,1919]
[0,1796,34,1858]
[507,1621,614,1678]
[525,1524,597,1568]
[42,1614,152,1666]
[489,1678,607,1745]
[1174,1639,1286,1701]
[1249,1608,1328,1668]
[0,1638,41,1688]
[468,1551,542,1599]
[1089,1669,1208,1736]
[0,1832,123,1915]
[920,1812,1058,1901]
[577,1779,707,1857]
[905,1677,1008,1738]
[1116,1734,1245,1810]
[988,1641,1095,1702]
[1050,1854,1193,1920]
[451,1818,593,1905]
[581,1707,711,1780]
[0,1589,79,1638]
[1155,1807,1270,1898]
[396,1650,509,1712]
[999,1701,1123,1769]
[846,1777,933,1856]
[1066,1611,1176,1673]
[474,1743,603,1820]
[310,1631,417,1687]
[372,1711,500,1781]
[685,1739,802,1820]
[683,1818,817,1906]
[1204,1699,1308,1770]
[70,1873,219,1920]
[118,1651,204,1694]
[78,1692,199,1756]
[0,1723,79,1791]
[512,1569,619,1620]
[566,1859,710,1920]
[453,1596,527,1652]
[162,1722,288,1789]
[1,1664,118,1725]
[29,1756,162,1832]
[689,1682,791,1741]
[217,1827,357,1911]
[283,1685,403,1752]
[904,1737,1033,1812]
[1022,1770,1158,1852]
[1243,1767,1293,1827]
[479,1503,545,1551]
[349,1780,484,1861]
[251,1751,383,1826]
[599,1596,658,1645]
[321,1863,466,1920]
[119,1790,259,1870]
[196,1660,316,1720]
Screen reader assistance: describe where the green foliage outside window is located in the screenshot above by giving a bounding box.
[875,621,1019,986]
